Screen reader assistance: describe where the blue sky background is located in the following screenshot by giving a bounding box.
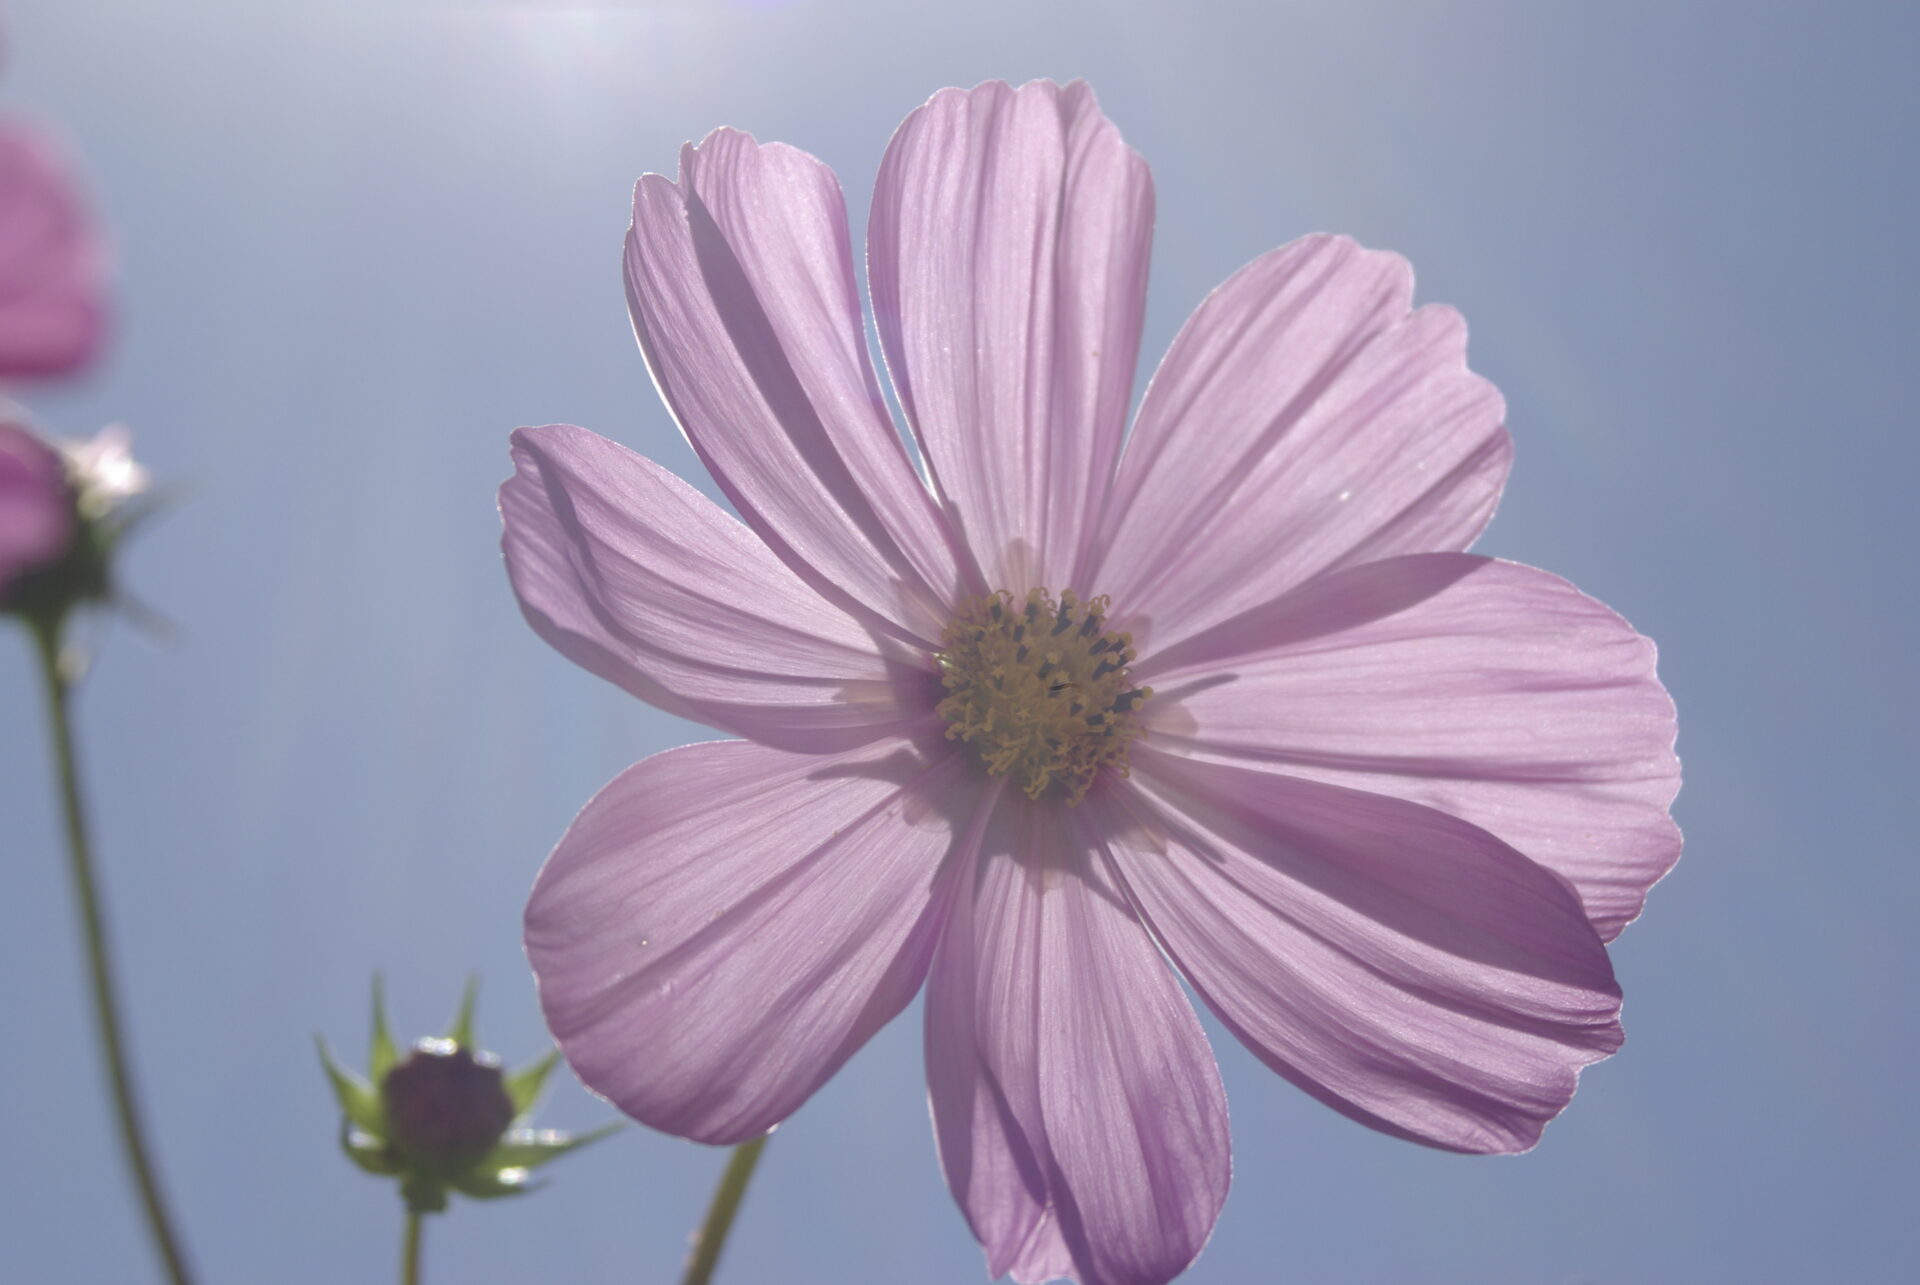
[2,1,1914,1281]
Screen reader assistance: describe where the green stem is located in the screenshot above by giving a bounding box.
[680,1136,768,1285]
[32,621,195,1285]
[401,1211,423,1285]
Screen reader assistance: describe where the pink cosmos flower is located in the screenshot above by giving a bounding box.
[503,80,1679,1285]
[0,121,106,378]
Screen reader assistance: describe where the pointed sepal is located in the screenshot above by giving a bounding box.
[483,1121,622,1173]
[444,974,479,1049]
[505,1048,562,1120]
[369,974,398,1085]
[316,1035,385,1135]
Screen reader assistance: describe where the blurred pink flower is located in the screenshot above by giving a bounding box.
[502,80,1679,1285]
[0,121,106,378]
[0,416,71,597]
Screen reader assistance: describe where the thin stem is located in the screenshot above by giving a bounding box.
[32,621,195,1285]
[400,1211,423,1285]
[680,1135,768,1285]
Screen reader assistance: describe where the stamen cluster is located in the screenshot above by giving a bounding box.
[934,588,1150,805]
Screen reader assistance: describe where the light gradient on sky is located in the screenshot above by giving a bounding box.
[2,1,1914,1281]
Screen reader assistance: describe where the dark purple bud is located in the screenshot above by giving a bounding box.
[381,1039,514,1175]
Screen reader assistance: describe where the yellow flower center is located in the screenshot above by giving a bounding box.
[934,588,1151,805]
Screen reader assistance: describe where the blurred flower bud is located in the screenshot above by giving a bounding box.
[382,1041,515,1176]
[319,978,618,1215]
[0,415,153,629]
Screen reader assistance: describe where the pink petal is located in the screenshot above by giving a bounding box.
[1088,235,1509,658]
[1112,748,1623,1154]
[926,795,1229,1285]
[0,123,106,378]
[869,80,1152,594]
[624,129,967,645]
[0,418,73,590]
[500,423,937,752]
[922,782,1075,1285]
[1138,554,1680,941]
[526,737,976,1145]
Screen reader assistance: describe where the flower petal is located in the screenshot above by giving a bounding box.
[500,423,936,752]
[927,795,1229,1285]
[869,79,1153,594]
[0,123,105,378]
[526,737,976,1145]
[625,128,967,643]
[1138,554,1680,940]
[922,783,1076,1285]
[1111,749,1623,1154]
[1089,235,1509,658]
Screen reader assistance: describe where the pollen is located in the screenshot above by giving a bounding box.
[934,588,1151,806]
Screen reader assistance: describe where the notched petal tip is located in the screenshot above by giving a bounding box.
[886,78,1144,185]
[498,423,591,533]
[676,126,753,182]
[903,76,1144,158]
[637,126,839,210]
[1412,300,1511,429]
[616,128,778,211]
[1488,559,1683,942]
[503,420,587,462]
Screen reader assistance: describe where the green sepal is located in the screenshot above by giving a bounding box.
[505,1048,562,1120]
[449,1168,537,1201]
[444,974,478,1049]
[369,974,398,1085]
[340,1123,400,1176]
[316,1035,386,1135]
[482,1122,622,1172]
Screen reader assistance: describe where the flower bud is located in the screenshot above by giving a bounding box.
[382,1040,515,1176]
[0,417,150,628]
[319,978,619,1215]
